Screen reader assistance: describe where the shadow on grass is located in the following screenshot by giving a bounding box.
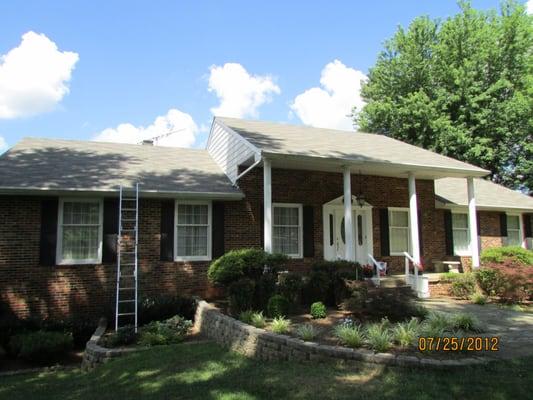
[1,342,532,400]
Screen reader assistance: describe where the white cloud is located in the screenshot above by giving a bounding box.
[208,63,280,118]
[0,31,79,119]
[527,0,533,14]
[290,60,367,130]
[0,136,7,152]
[93,109,198,147]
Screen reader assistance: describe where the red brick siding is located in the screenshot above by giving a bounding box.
[478,211,503,251]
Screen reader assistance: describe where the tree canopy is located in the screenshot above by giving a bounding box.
[356,1,533,193]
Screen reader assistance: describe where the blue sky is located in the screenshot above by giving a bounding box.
[0,0,521,152]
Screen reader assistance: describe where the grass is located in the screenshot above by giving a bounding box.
[296,324,318,341]
[270,317,290,334]
[250,312,266,329]
[334,324,364,348]
[1,342,532,400]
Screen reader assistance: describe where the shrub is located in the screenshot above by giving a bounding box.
[239,310,255,324]
[481,246,533,266]
[451,313,483,333]
[310,260,362,305]
[424,312,453,332]
[334,324,364,348]
[228,278,255,315]
[310,302,327,319]
[10,331,73,361]
[365,324,392,352]
[254,273,277,310]
[278,272,303,305]
[207,248,288,285]
[303,271,331,304]
[471,292,487,305]
[475,268,505,297]
[296,324,318,341]
[364,288,426,322]
[104,325,137,348]
[137,316,192,347]
[393,318,420,348]
[450,273,476,299]
[267,295,290,318]
[138,296,196,325]
[482,264,533,303]
[440,272,460,283]
[250,312,266,328]
[270,317,290,334]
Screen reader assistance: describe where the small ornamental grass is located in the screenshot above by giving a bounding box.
[451,313,483,333]
[250,312,266,329]
[270,317,290,334]
[392,318,421,348]
[297,324,318,341]
[471,292,488,305]
[239,310,255,324]
[365,323,393,352]
[334,324,364,348]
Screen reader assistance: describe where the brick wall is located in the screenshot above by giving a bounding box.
[0,196,213,321]
[478,211,503,251]
[231,168,446,272]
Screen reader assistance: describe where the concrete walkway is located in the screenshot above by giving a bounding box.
[419,298,533,360]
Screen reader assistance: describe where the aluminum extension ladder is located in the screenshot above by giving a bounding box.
[115,183,139,331]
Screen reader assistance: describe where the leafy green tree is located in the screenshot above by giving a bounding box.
[356,1,533,192]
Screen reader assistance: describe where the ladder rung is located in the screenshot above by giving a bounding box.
[122,219,137,222]
[117,313,136,316]
[121,208,137,211]
[119,287,135,290]
[118,299,136,303]
[120,274,136,278]
[120,228,137,231]
[122,198,137,200]
[120,262,136,266]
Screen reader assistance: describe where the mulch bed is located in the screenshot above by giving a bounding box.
[0,348,84,373]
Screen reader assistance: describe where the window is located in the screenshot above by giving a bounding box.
[452,213,470,255]
[389,208,410,255]
[507,214,522,246]
[175,201,211,261]
[57,199,103,264]
[273,204,302,257]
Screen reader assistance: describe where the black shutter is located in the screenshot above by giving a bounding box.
[39,198,58,266]
[499,213,508,237]
[160,200,174,261]
[212,202,225,259]
[379,208,390,257]
[524,214,532,238]
[444,210,454,256]
[418,210,424,257]
[102,198,119,263]
[303,205,314,258]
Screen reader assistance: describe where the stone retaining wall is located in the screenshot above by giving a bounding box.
[194,300,491,369]
[81,318,147,370]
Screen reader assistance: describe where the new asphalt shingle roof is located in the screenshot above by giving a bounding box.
[0,137,242,197]
[217,117,489,177]
[435,178,533,211]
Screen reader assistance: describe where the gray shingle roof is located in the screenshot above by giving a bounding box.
[435,178,533,211]
[0,138,242,197]
[217,117,489,177]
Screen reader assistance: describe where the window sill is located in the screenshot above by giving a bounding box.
[174,257,211,262]
[56,259,102,266]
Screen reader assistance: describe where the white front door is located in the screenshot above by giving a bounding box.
[323,204,373,265]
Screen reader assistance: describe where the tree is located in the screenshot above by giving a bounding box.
[356,1,533,193]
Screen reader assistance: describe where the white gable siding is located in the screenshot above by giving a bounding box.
[207,120,260,183]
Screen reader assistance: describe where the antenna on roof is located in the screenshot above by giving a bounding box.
[137,127,187,145]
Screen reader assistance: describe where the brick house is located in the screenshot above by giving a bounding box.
[1,117,532,321]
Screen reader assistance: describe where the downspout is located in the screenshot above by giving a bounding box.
[235,155,263,182]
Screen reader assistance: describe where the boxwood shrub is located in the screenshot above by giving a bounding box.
[267,294,290,318]
[9,330,73,361]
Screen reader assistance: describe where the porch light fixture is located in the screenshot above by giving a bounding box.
[356,171,365,208]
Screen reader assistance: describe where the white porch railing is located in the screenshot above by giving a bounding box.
[368,254,385,287]
[403,251,429,298]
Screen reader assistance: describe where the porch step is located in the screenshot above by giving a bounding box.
[377,276,408,288]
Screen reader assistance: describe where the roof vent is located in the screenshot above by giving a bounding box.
[141,139,154,146]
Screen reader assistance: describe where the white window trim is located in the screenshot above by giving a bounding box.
[451,211,471,256]
[388,207,410,256]
[273,203,303,259]
[56,198,103,265]
[506,213,525,248]
[174,200,212,262]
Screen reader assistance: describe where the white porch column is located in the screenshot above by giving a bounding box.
[263,158,272,253]
[467,177,480,268]
[343,166,355,261]
[408,173,421,265]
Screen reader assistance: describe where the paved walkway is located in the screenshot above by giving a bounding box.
[419,298,533,359]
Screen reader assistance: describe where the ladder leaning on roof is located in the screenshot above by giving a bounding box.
[115,183,139,332]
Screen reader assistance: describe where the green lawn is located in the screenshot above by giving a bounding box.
[1,342,532,400]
